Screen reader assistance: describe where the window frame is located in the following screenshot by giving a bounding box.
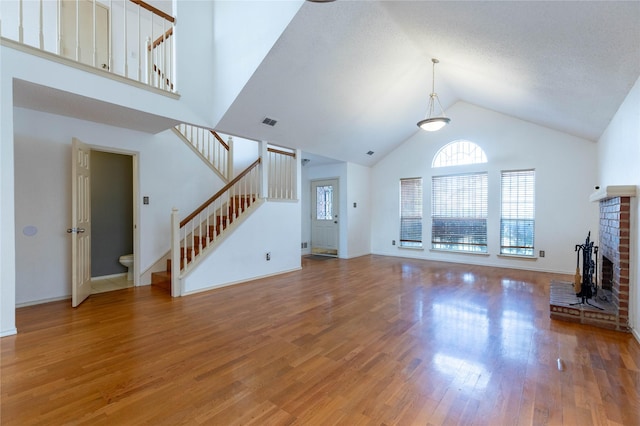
[431,172,488,253]
[399,177,423,249]
[500,169,536,257]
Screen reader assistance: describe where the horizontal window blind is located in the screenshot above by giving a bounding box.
[400,178,423,247]
[501,169,535,255]
[432,173,488,252]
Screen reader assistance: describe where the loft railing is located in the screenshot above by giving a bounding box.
[267,146,297,200]
[174,124,232,182]
[0,0,176,93]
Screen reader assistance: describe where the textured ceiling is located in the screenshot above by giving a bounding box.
[216,1,640,167]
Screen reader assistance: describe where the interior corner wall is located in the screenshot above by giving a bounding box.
[211,0,304,127]
[1,75,17,336]
[370,101,599,274]
[12,107,224,306]
[596,76,640,339]
[174,0,215,125]
[346,162,372,258]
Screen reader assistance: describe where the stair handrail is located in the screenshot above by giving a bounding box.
[174,124,231,181]
[171,157,262,295]
[181,158,261,227]
[130,0,175,23]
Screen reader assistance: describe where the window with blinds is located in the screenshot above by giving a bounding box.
[501,169,535,256]
[431,172,488,253]
[400,178,423,248]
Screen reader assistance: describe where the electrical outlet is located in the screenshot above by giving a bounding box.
[266,252,271,261]
[539,250,545,257]
[392,240,396,245]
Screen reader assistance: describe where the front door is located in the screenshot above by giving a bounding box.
[70,138,92,307]
[311,179,339,256]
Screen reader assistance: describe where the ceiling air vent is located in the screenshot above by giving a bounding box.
[261,117,278,127]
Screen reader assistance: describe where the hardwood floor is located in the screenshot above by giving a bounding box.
[2,255,639,425]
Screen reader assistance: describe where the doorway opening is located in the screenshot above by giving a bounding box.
[89,149,136,295]
[71,139,139,306]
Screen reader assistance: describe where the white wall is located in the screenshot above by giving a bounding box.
[174,0,216,125]
[13,107,224,305]
[346,163,372,258]
[211,0,303,127]
[371,101,599,274]
[183,200,301,294]
[301,161,371,259]
[596,76,640,341]
[0,67,17,336]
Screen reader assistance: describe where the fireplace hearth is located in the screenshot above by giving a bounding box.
[550,186,636,331]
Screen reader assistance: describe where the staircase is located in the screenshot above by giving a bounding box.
[151,157,263,293]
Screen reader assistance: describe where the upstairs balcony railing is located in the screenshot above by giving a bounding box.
[0,0,176,93]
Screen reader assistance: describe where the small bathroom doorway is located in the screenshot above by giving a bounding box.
[89,149,136,294]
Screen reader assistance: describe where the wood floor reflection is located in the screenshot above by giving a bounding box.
[2,255,639,425]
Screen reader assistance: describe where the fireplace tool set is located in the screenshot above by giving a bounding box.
[571,231,604,310]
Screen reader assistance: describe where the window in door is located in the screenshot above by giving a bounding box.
[316,185,333,220]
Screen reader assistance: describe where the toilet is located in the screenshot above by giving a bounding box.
[119,254,134,281]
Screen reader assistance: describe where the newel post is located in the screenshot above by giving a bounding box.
[170,207,180,297]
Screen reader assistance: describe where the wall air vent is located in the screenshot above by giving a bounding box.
[262,117,278,127]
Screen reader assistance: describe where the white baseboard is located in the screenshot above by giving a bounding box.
[91,273,127,281]
[16,295,70,308]
[1,328,18,337]
[632,327,640,346]
[182,267,302,297]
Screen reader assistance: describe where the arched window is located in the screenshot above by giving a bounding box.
[432,140,487,168]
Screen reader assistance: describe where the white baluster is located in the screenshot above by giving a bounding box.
[171,208,180,297]
[39,0,44,49]
[75,0,79,61]
[197,214,202,255]
[123,0,127,77]
[136,4,140,81]
[146,36,151,83]
[162,19,166,90]
[18,0,24,43]
[92,0,96,67]
[108,0,112,71]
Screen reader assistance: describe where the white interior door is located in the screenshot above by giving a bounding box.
[61,0,109,69]
[311,179,339,256]
[70,138,92,307]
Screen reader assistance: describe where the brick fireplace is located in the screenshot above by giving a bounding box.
[550,185,636,331]
[597,194,632,330]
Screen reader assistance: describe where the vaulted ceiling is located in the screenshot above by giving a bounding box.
[216,1,640,167]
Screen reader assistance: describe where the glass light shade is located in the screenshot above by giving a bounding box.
[417,116,450,131]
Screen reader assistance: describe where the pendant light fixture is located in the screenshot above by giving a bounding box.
[417,58,450,131]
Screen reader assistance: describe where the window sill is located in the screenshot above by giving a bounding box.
[497,254,537,261]
[429,249,490,257]
[398,246,424,251]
